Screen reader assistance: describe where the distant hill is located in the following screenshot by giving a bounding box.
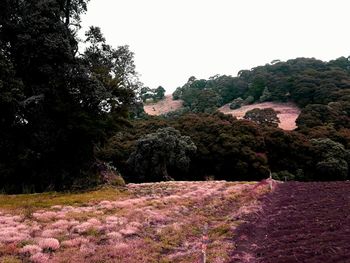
[123,56,350,185]
[142,57,350,131]
[172,57,350,112]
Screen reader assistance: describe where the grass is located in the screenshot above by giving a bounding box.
[0,181,271,263]
[0,255,22,263]
[0,186,128,211]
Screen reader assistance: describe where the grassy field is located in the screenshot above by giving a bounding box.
[0,181,271,263]
[0,188,129,211]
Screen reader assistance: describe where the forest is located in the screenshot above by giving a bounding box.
[1,0,350,194]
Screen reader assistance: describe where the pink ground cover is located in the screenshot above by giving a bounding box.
[0,181,270,263]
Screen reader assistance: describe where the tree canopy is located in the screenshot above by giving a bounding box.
[244,108,280,127]
[0,0,139,193]
[172,57,350,120]
[127,127,197,182]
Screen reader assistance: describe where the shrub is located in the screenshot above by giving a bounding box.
[271,170,295,181]
[38,238,60,251]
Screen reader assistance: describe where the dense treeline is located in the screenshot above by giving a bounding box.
[98,113,350,183]
[173,57,350,114]
[100,57,350,183]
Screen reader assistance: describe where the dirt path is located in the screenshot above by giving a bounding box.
[230,182,350,263]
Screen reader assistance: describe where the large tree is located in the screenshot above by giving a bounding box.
[0,0,137,192]
[311,138,349,180]
[127,127,197,182]
[244,108,280,127]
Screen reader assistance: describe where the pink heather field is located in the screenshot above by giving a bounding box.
[0,181,272,263]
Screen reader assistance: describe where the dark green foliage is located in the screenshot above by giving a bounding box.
[140,86,166,102]
[100,114,271,182]
[229,98,244,109]
[173,113,270,181]
[99,111,350,182]
[244,108,280,127]
[259,87,272,102]
[178,77,222,113]
[271,171,295,181]
[311,139,349,180]
[172,57,350,121]
[316,158,348,181]
[127,127,197,182]
[0,0,137,193]
[155,86,166,100]
[297,102,350,130]
[106,56,350,183]
[263,129,314,180]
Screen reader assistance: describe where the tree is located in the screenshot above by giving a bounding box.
[82,26,138,118]
[229,97,244,109]
[154,86,166,100]
[244,108,280,127]
[127,127,197,182]
[259,87,272,102]
[316,158,348,181]
[140,87,153,102]
[311,138,349,180]
[172,87,183,100]
[0,0,137,192]
[139,86,165,102]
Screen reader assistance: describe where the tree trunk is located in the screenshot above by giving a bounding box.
[161,162,173,181]
[65,0,71,26]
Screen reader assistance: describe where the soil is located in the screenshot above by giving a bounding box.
[143,95,183,115]
[230,181,350,263]
[219,102,301,131]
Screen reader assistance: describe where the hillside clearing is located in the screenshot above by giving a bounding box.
[219,102,301,130]
[143,95,183,116]
[0,181,271,263]
[143,97,300,131]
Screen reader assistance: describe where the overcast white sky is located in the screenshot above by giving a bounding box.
[80,0,350,93]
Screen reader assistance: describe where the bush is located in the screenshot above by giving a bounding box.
[271,170,295,181]
[229,97,244,109]
[127,127,197,182]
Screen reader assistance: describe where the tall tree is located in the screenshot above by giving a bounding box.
[154,86,166,100]
[311,138,349,180]
[127,127,197,182]
[0,0,137,192]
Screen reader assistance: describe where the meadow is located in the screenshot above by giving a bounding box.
[0,181,271,263]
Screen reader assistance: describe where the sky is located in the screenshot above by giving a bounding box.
[80,0,350,93]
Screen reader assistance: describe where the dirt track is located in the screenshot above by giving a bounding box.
[231,182,350,263]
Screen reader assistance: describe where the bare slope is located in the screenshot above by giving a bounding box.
[143,95,183,116]
[219,102,301,130]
